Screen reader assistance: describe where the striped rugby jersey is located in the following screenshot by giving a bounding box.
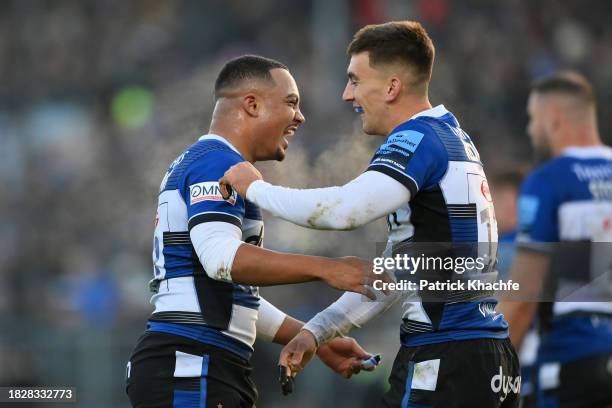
[148,135,263,360]
[367,105,509,346]
[517,145,612,364]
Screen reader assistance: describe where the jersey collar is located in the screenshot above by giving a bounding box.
[198,134,242,156]
[562,145,612,159]
[410,104,449,120]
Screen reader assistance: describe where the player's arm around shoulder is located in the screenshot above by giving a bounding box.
[219,161,411,230]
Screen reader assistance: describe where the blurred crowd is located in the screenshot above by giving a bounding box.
[1,0,611,406]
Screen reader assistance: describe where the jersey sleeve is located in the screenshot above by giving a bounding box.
[366,125,448,196]
[181,150,246,231]
[516,170,559,249]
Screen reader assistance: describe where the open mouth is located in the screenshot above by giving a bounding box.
[354,105,364,114]
[283,126,298,139]
[282,127,298,149]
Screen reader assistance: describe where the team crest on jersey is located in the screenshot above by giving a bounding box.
[189,182,236,205]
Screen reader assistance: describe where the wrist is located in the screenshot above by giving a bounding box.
[310,256,336,281]
[300,328,319,348]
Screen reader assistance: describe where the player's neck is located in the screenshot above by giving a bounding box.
[384,97,432,135]
[208,123,255,163]
[552,124,602,156]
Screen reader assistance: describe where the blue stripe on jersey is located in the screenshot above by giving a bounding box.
[438,301,508,331]
[233,287,260,309]
[537,315,612,364]
[418,117,481,164]
[173,390,199,408]
[401,328,508,347]
[147,321,253,360]
[200,355,209,408]
[449,218,478,241]
[163,245,195,278]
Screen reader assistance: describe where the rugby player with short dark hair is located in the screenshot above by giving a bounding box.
[125,55,381,408]
[221,22,521,407]
[499,72,612,407]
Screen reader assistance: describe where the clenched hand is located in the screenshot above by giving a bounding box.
[219,161,263,199]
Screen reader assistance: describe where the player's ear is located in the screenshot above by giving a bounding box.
[242,94,259,117]
[385,77,402,102]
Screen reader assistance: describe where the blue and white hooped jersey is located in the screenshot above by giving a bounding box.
[147,134,263,361]
[516,145,612,364]
[367,105,508,346]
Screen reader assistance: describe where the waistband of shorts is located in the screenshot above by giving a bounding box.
[401,328,509,347]
[146,320,253,361]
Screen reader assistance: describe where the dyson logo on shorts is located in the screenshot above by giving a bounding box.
[490,366,521,402]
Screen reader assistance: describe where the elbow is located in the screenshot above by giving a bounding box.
[335,219,361,231]
[203,260,234,282]
[307,218,359,231]
[306,207,366,230]
[194,234,241,282]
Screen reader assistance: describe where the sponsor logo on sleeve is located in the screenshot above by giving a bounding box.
[386,130,424,153]
[189,182,236,205]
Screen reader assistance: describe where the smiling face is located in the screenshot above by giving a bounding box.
[253,68,305,161]
[342,52,390,136]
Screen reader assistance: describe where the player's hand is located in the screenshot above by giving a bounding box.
[278,329,318,379]
[324,256,392,300]
[219,161,263,199]
[317,336,375,379]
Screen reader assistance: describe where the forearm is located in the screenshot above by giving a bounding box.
[272,316,305,345]
[303,290,400,344]
[192,222,329,285]
[497,248,550,349]
[256,296,303,344]
[231,243,329,286]
[497,301,537,349]
[246,171,410,230]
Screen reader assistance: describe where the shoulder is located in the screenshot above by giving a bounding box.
[522,157,573,192]
[381,121,447,163]
[185,140,244,174]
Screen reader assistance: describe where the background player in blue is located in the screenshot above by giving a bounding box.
[499,72,612,407]
[126,55,383,408]
[491,170,540,407]
[221,22,520,407]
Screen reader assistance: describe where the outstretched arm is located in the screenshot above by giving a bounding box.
[220,163,410,230]
[258,297,374,379]
[190,221,381,296]
[302,288,402,344]
[279,287,401,377]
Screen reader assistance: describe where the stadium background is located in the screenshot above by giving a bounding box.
[1,0,611,407]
